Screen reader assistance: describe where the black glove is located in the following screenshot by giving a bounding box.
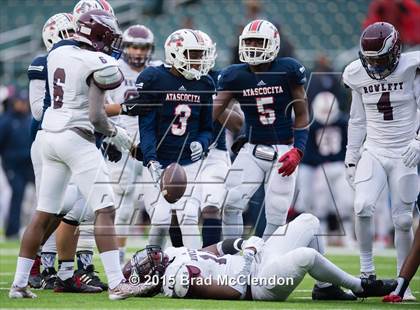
[121,96,157,116]
[231,135,248,155]
[102,142,122,163]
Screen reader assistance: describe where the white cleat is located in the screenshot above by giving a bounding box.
[9,285,37,299]
[403,288,417,301]
[108,280,139,300]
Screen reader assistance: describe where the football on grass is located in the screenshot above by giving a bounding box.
[160,163,187,203]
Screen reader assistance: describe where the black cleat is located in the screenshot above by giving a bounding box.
[41,267,57,290]
[353,278,398,298]
[312,284,357,300]
[75,265,108,291]
[53,275,102,293]
[28,256,41,289]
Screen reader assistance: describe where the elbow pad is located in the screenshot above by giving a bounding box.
[93,66,123,90]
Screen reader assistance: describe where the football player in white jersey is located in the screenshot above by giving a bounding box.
[343,22,420,300]
[104,24,157,265]
[123,214,397,301]
[9,10,154,300]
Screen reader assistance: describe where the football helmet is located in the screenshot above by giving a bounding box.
[196,30,216,74]
[312,91,340,125]
[122,25,154,68]
[42,13,75,51]
[239,19,280,65]
[164,29,208,80]
[359,22,401,80]
[73,0,114,21]
[74,9,123,58]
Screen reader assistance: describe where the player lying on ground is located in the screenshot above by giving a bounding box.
[124,214,397,301]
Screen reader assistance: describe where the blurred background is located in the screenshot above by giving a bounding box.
[0,0,419,243]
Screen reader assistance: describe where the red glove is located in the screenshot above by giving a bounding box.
[278,148,303,176]
[383,294,402,303]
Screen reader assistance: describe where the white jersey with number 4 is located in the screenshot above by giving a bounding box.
[343,51,420,158]
[43,44,119,133]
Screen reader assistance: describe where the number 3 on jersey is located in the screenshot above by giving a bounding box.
[172,104,191,136]
[256,97,276,125]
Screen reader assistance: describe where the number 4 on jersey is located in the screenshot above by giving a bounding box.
[377,92,393,120]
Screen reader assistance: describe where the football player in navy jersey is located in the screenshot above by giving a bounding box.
[295,92,354,247]
[124,29,214,249]
[214,20,309,240]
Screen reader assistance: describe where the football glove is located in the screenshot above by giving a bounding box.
[402,138,420,168]
[121,96,157,116]
[147,160,163,183]
[242,236,265,256]
[345,163,356,190]
[190,141,203,162]
[102,142,122,163]
[278,148,302,176]
[108,126,132,151]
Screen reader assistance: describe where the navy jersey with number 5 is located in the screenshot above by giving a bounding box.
[137,65,214,167]
[217,57,306,145]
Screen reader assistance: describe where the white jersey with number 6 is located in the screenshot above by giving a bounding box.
[43,44,119,133]
[343,51,420,159]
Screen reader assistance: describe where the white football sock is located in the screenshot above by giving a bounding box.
[394,227,413,275]
[100,250,124,290]
[308,223,331,288]
[355,216,375,273]
[57,260,74,280]
[12,257,34,288]
[180,218,201,249]
[148,226,167,247]
[309,251,362,293]
[118,247,126,266]
[41,232,57,253]
[222,209,243,239]
[262,223,279,241]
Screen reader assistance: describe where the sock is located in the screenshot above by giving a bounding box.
[118,247,126,266]
[394,228,413,275]
[41,252,56,269]
[355,216,375,273]
[262,223,280,241]
[308,251,362,293]
[307,227,331,288]
[148,226,167,247]
[76,250,93,271]
[57,260,74,281]
[180,219,201,249]
[202,218,222,247]
[41,232,57,253]
[13,257,34,287]
[394,277,409,298]
[100,250,124,290]
[169,225,183,247]
[222,209,243,239]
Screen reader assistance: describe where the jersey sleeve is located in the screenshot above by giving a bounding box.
[27,55,47,81]
[284,57,307,85]
[216,67,235,92]
[345,90,366,164]
[83,52,120,84]
[342,59,362,91]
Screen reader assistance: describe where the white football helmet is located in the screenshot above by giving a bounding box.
[312,91,340,125]
[196,30,216,74]
[239,19,280,65]
[73,0,114,22]
[164,29,208,80]
[42,13,75,51]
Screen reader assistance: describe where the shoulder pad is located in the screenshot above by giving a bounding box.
[28,55,47,81]
[401,51,420,68]
[342,59,363,90]
[93,66,124,90]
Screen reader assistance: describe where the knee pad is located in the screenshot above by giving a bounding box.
[393,213,413,231]
[294,247,317,270]
[295,213,320,231]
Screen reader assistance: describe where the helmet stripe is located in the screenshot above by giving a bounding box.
[190,29,204,45]
[97,0,110,11]
[249,20,262,32]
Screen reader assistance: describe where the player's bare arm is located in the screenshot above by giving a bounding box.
[213,91,244,133]
[88,81,116,136]
[290,83,309,130]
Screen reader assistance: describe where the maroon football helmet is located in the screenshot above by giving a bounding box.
[122,245,168,297]
[75,9,122,58]
[122,25,154,68]
[359,22,401,80]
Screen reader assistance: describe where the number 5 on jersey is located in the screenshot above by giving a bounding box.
[172,104,191,136]
[257,97,276,125]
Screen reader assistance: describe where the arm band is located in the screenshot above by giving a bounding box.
[293,128,309,154]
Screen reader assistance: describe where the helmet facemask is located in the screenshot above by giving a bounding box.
[239,35,277,65]
[359,43,401,80]
[173,47,207,80]
[123,43,153,68]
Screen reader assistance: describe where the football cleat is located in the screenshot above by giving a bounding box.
[9,285,37,299]
[353,278,397,298]
[108,280,138,300]
[360,272,376,280]
[403,289,417,301]
[75,265,108,290]
[312,284,356,300]
[41,267,57,289]
[53,275,102,293]
[28,255,41,289]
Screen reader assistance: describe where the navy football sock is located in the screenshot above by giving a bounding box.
[202,218,222,247]
[169,225,184,247]
[76,250,93,271]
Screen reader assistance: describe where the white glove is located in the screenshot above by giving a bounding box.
[108,126,132,151]
[190,141,203,161]
[242,236,265,254]
[402,138,420,168]
[147,160,163,183]
[345,163,356,190]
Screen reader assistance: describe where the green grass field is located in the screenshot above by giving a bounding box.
[0,240,419,309]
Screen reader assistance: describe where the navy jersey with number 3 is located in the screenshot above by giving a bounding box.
[217,57,306,145]
[137,65,214,167]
